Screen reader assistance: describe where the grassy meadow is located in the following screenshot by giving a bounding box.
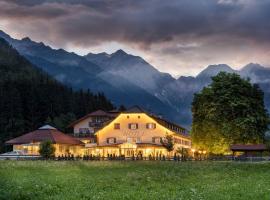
[0,161,270,200]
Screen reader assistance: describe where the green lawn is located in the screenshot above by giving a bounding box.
[0,161,270,200]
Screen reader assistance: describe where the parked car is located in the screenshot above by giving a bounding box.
[0,150,40,160]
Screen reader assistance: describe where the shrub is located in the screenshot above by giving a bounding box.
[39,140,55,159]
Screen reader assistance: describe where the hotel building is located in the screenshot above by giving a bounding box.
[6,106,191,157]
[71,106,191,157]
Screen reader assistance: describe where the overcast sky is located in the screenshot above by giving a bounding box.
[0,0,270,77]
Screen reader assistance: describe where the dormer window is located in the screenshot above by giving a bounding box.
[128,123,138,130]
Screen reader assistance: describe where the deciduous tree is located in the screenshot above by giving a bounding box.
[191,72,269,154]
[161,134,174,155]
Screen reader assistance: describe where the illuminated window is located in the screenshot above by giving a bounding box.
[152,137,161,144]
[128,123,138,130]
[127,137,138,143]
[127,137,133,143]
[146,123,156,129]
[114,123,120,129]
[59,145,63,153]
[106,137,116,144]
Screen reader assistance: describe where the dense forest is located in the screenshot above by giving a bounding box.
[0,38,114,153]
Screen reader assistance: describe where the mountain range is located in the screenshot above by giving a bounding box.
[1,30,270,127]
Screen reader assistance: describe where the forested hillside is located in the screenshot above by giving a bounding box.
[0,38,114,152]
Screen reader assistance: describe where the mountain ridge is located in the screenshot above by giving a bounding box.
[1,29,270,127]
[0,30,179,125]
[0,37,114,152]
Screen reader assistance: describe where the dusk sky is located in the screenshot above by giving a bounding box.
[0,0,270,77]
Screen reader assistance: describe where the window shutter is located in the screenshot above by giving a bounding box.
[128,124,131,129]
[136,124,138,129]
[114,138,116,143]
[106,138,109,144]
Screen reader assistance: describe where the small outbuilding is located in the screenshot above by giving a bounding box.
[230,144,268,157]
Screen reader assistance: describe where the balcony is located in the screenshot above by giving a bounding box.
[88,122,105,128]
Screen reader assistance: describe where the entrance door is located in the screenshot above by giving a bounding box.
[119,143,137,157]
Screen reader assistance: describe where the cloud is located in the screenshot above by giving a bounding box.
[2,0,269,45]
[0,0,270,76]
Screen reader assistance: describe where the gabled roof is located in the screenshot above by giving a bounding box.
[230,144,267,151]
[124,105,189,137]
[95,106,190,138]
[151,115,189,137]
[6,125,83,145]
[88,110,111,116]
[68,110,117,127]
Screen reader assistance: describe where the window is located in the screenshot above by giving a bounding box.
[89,128,95,134]
[182,140,189,145]
[127,137,133,143]
[114,123,120,129]
[128,123,138,130]
[93,116,102,123]
[152,137,161,144]
[138,116,140,119]
[79,128,90,134]
[127,137,139,143]
[174,138,179,144]
[59,145,63,153]
[146,123,156,129]
[106,137,116,144]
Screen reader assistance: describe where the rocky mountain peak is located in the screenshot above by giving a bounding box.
[197,64,235,78]
[111,49,128,57]
[241,63,264,73]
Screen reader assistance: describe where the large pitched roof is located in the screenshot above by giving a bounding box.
[94,106,189,138]
[151,116,189,137]
[124,106,189,134]
[6,125,83,145]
